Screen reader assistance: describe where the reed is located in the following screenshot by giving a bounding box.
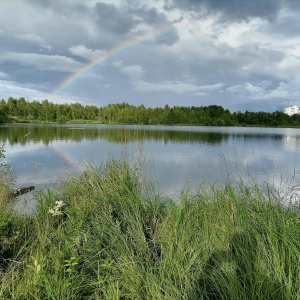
[0,157,300,299]
[0,145,14,207]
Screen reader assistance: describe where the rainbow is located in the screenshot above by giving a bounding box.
[50,23,176,98]
[47,24,176,172]
[50,143,84,173]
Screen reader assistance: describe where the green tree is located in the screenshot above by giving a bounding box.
[0,100,8,123]
[7,97,17,116]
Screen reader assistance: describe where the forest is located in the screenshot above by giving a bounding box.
[1,97,300,127]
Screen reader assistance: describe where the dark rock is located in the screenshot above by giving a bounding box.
[9,186,35,198]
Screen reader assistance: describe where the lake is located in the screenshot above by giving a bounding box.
[1,124,300,211]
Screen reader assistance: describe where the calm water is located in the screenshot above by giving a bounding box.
[1,124,300,210]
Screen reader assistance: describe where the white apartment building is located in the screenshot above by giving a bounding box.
[284,106,300,116]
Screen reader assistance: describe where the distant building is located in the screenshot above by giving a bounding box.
[284,106,300,116]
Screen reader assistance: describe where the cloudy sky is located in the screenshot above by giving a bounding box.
[1,0,300,112]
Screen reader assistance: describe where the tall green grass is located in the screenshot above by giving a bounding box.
[0,145,14,208]
[0,158,300,299]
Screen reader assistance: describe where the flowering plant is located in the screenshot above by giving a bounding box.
[49,200,66,216]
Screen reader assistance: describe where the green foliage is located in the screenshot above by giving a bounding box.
[0,99,9,123]
[0,158,300,299]
[0,145,15,206]
[1,97,298,127]
[64,256,79,274]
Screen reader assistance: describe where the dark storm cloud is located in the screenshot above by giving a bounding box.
[130,6,169,26]
[93,2,178,45]
[23,0,90,17]
[20,0,178,48]
[261,14,300,38]
[1,0,299,110]
[0,32,41,53]
[165,0,300,21]
[94,3,135,34]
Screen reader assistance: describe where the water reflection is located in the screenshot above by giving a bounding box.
[1,124,300,210]
[283,135,300,152]
[0,124,228,145]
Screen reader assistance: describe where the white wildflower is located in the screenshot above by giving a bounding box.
[55,200,65,208]
[49,200,66,216]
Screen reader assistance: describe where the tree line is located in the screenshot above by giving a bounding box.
[1,97,300,127]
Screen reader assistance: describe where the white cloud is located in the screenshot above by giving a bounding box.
[133,80,225,94]
[112,62,145,81]
[121,65,145,81]
[226,80,300,100]
[1,1,300,110]
[0,79,47,100]
[197,83,225,91]
[217,18,267,48]
[69,45,105,61]
[192,91,206,96]
[0,79,83,104]
[113,61,224,94]
[244,82,265,95]
[111,60,123,68]
[0,52,82,72]
[0,72,8,79]
[16,33,43,43]
[226,82,275,98]
[14,33,53,50]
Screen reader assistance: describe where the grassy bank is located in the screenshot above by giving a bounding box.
[0,159,300,299]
